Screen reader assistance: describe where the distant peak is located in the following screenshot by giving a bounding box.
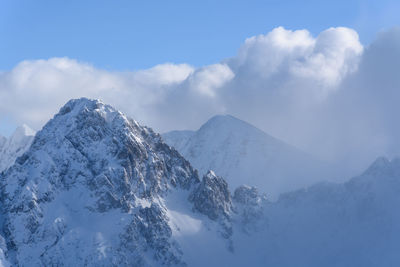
[18,124,35,136]
[199,114,270,139]
[363,156,391,175]
[201,114,251,129]
[207,114,240,122]
[370,156,390,167]
[11,124,35,140]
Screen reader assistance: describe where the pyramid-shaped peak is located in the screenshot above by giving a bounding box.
[200,114,260,132]
[205,114,244,125]
[362,156,393,176]
[198,114,279,144]
[7,124,36,145]
[13,124,35,137]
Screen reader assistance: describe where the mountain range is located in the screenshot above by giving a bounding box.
[163,115,336,199]
[0,98,399,266]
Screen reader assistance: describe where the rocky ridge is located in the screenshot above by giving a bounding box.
[0,98,400,266]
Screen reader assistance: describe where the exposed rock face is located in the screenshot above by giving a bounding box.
[123,204,184,266]
[233,185,260,205]
[190,170,232,221]
[2,98,400,267]
[233,186,266,233]
[188,170,234,251]
[0,98,201,266]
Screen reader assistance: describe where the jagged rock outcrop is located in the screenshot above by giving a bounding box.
[233,186,266,233]
[190,170,232,221]
[3,98,400,267]
[189,170,234,249]
[0,98,201,266]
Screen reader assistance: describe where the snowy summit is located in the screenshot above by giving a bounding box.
[163,114,335,199]
[0,98,400,266]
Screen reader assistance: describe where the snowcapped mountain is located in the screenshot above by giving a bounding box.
[0,125,35,172]
[1,98,400,266]
[163,115,334,199]
[0,98,235,266]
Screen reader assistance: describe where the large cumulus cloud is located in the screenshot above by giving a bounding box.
[318,27,400,169]
[0,58,195,129]
[229,27,362,89]
[2,26,400,171]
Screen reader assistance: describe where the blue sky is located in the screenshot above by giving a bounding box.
[1,0,399,71]
[1,0,400,170]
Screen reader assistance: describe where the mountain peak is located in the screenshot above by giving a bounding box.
[363,156,391,175]
[199,114,281,145]
[362,156,400,177]
[207,114,238,122]
[163,113,334,199]
[58,97,129,124]
[61,97,103,111]
[11,124,35,140]
[201,114,254,131]
[2,98,202,266]
[0,124,35,172]
[36,97,144,147]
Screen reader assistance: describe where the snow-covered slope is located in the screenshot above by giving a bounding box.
[171,156,400,267]
[0,125,35,172]
[1,98,400,266]
[163,115,334,199]
[235,156,400,267]
[0,98,234,266]
[0,137,6,149]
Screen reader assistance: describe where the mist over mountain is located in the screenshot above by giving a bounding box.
[0,98,399,266]
[163,115,338,199]
[226,156,400,267]
[2,0,400,265]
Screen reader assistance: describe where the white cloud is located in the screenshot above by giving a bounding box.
[292,27,363,87]
[186,63,234,97]
[0,58,194,129]
[3,26,400,172]
[233,27,316,77]
[229,26,363,94]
